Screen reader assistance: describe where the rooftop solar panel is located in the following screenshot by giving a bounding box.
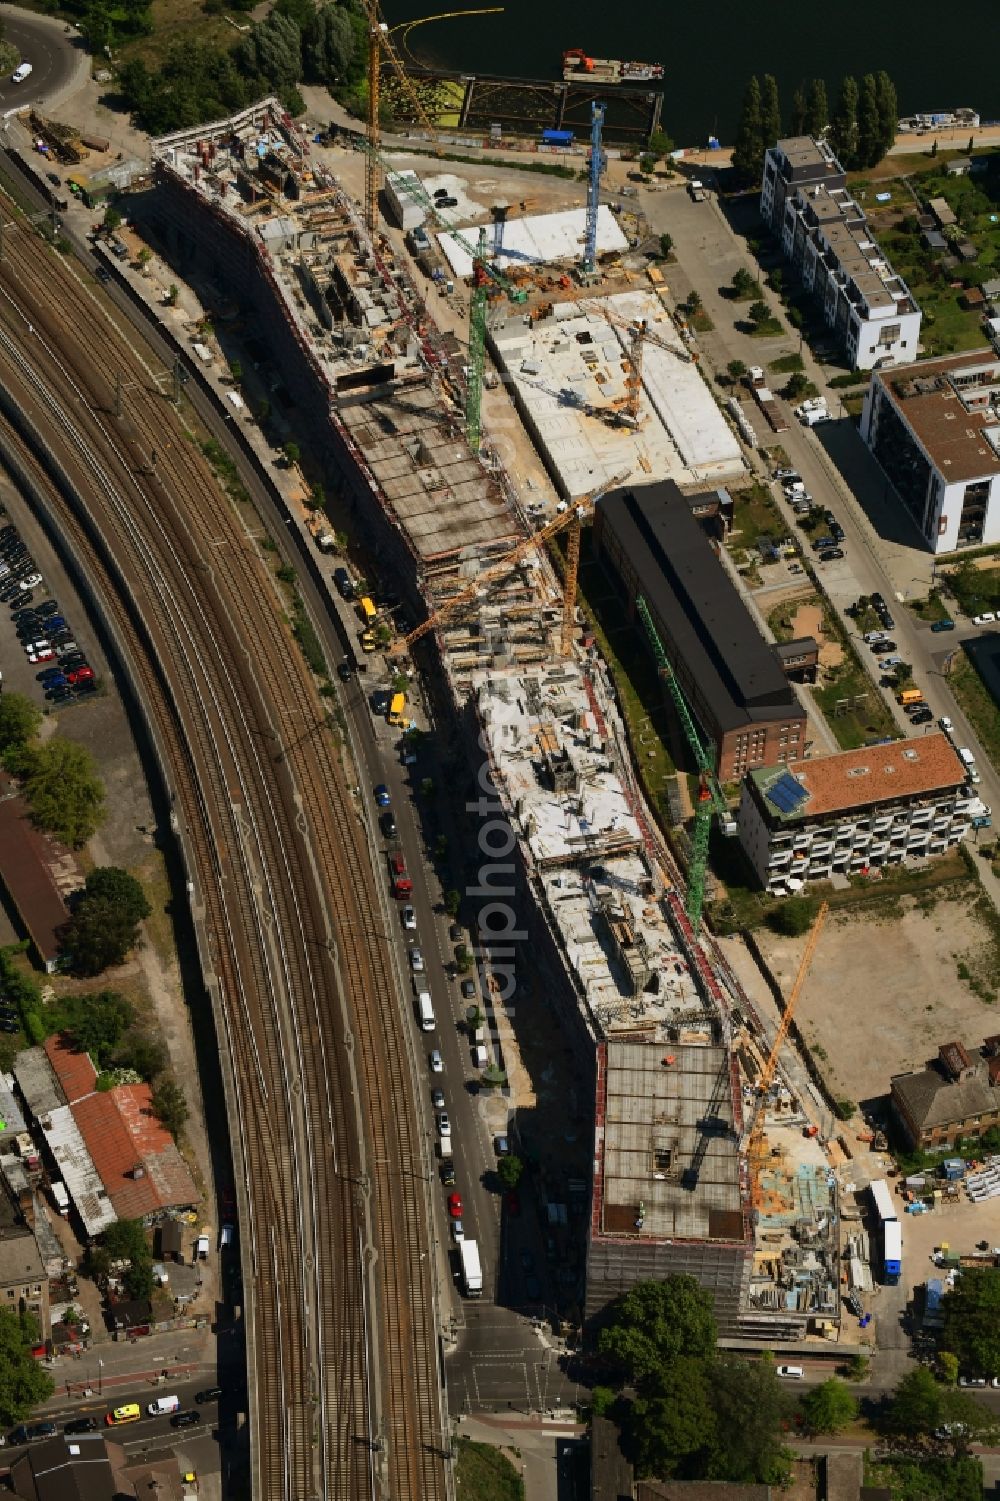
[767,771,809,814]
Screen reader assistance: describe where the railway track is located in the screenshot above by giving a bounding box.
[0,200,446,1501]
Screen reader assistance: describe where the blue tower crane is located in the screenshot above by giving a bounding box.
[583,100,606,274]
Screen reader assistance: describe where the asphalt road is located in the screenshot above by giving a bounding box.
[0,7,82,112]
[1,1379,222,1476]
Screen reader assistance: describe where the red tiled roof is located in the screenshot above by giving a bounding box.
[0,774,71,966]
[43,1034,97,1106]
[72,1084,196,1219]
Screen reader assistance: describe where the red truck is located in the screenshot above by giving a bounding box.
[389,848,412,898]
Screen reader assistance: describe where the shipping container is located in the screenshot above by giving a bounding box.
[870,1179,897,1224]
[883,1219,902,1284]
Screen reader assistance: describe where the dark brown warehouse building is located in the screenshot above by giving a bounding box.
[594,480,808,780]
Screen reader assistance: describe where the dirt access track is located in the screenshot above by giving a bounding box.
[758,889,999,1109]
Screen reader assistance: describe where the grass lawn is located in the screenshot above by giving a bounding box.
[942,562,1000,618]
[747,318,784,338]
[454,1440,524,1501]
[769,352,804,374]
[575,540,678,826]
[949,652,1000,773]
[812,660,899,749]
[727,482,784,551]
[689,309,714,333]
[908,592,950,623]
[117,0,235,69]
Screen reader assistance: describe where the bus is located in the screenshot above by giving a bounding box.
[105,1403,141,1426]
[358,596,377,626]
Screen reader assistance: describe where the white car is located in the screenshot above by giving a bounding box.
[878,655,903,669]
[17,574,41,591]
[972,613,997,626]
[776,1364,804,1380]
[23,639,49,654]
[409,945,424,973]
[11,63,32,84]
[863,630,889,645]
[402,905,417,931]
[939,717,953,733]
[429,1049,443,1073]
[437,1112,451,1137]
[451,1218,464,1241]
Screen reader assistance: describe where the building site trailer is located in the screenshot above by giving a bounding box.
[870,1179,896,1224]
[459,1238,482,1296]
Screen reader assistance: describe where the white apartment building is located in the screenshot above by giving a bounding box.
[861,350,1000,551]
[738,735,980,893]
[762,137,921,371]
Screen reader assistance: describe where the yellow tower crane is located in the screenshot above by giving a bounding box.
[745,900,829,1212]
[389,469,630,657]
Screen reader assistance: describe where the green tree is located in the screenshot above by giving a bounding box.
[760,75,781,154]
[768,894,818,936]
[943,1267,1000,1377]
[151,1077,188,1138]
[707,1357,791,1485]
[784,371,812,400]
[115,1030,167,1081]
[875,72,898,158]
[802,1377,858,1434]
[82,868,151,929]
[658,232,673,258]
[747,299,771,326]
[0,1307,55,1424]
[788,82,807,137]
[830,75,860,168]
[283,441,301,466]
[61,898,140,976]
[62,990,134,1066]
[727,359,747,383]
[884,1366,941,1437]
[0,693,41,761]
[731,267,760,299]
[235,10,303,92]
[166,284,179,306]
[303,3,356,85]
[17,738,105,847]
[444,889,461,918]
[938,1350,960,1384]
[497,1154,523,1190]
[686,290,702,314]
[630,1356,715,1477]
[857,73,881,168]
[87,1217,155,1298]
[732,76,764,188]
[647,128,674,159]
[843,1353,869,1381]
[102,205,122,234]
[805,78,828,137]
[598,1276,717,1388]
[930,138,938,158]
[229,358,243,384]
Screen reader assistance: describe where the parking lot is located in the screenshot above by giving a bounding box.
[0,485,97,712]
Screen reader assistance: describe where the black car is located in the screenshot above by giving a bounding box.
[170,1411,201,1429]
[35,601,59,616]
[871,592,886,611]
[380,810,398,839]
[96,266,111,284]
[337,660,353,682]
[64,1417,98,1435]
[194,1387,223,1405]
[830,524,845,542]
[0,1020,19,1034]
[817,547,844,562]
[878,610,895,630]
[73,680,97,696]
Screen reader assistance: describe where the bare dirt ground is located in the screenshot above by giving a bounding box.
[791,600,844,671]
[756,892,999,1108]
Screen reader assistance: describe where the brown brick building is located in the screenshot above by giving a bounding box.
[595,481,808,780]
[891,1038,1000,1150]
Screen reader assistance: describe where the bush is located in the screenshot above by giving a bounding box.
[60,868,150,976]
[16,738,105,847]
[151,1078,188,1139]
[767,895,818,936]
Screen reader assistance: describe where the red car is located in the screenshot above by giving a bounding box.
[505,1190,521,1217]
[66,667,94,684]
[447,1192,463,1219]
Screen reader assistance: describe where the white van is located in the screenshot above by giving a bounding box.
[417,992,435,1031]
[473,1044,488,1069]
[776,1365,804,1380]
[958,747,976,768]
[11,63,32,84]
[147,1394,180,1417]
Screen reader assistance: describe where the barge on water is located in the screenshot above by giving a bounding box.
[898,107,979,132]
[561,48,664,85]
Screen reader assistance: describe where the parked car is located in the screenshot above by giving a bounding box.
[373,783,391,807]
[171,1411,202,1429]
[64,1418,98,1434]
[447,1192,462,1218]
[402,905,417,931]
[337,660,353,682]
[194,1388,223,1405]
[972,613,996,626]
[430,1088,445,1109]
[409,946,424,973]
[817,547,844,562]
[931,618,955,632]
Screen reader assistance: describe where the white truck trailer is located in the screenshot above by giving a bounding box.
[459,1238,482,1297]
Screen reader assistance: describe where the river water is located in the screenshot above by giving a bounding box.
[381,0,1000,147]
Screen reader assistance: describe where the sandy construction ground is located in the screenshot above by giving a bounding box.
[759,893,997,1108]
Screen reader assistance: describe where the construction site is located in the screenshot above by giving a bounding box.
[143,80,843,1342]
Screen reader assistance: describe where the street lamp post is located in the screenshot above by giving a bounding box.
[97,1358,104,1396]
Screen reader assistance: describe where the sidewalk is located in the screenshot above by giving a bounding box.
[455,1411,584,1501]
[40,1325,218,1410]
